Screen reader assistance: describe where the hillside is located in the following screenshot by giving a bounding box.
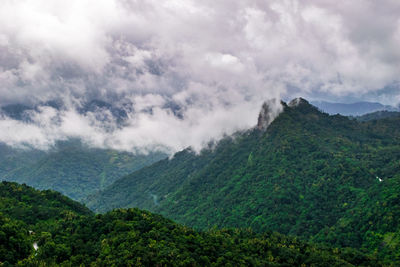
[354,110,400,122]
[0,182,376,266]
[0,181,92,225]
[86,98,400,264]
[0,143,46,179]
[0,140,166,200]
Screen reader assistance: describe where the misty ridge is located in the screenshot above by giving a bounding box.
[0,96,283,154]
[1,96,398,154]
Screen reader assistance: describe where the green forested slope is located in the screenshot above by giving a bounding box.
[0,181,92,265]
[87,99,400,263]
[354,110,400,122]
[0,181,92,226]
[1,182,375,266]
[0,143,45,179]
[0,140,166,200]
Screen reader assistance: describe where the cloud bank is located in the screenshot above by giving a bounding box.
[0,0,399,152]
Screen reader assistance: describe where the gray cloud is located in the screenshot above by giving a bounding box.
[0,0,399,152]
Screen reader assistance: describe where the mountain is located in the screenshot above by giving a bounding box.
[0,98,184,124]
[0,181,92,265]
[86,98,400,264]
[0,182,377,266]
[0,181,93,224]
[311,100,398,116]
[0,99,129,125]
[0,143,47,179]
[0,140,166,200]
[0,99,168,200]
[354,110,400,122]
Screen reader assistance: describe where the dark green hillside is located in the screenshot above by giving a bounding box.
[0,181,92,265]
[354,110,400,122]
[1,182,375,266]
[0,213,32,264]
[26,209,375,266]
[85,147,217,211]
[0,181,92,226]
[87,99,400,264]
[1,140,166,200]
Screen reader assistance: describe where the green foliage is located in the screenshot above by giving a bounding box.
[87,99,400,264]
[353,110,400,122]
[0,213,32,265]
[0,181,92,226]
[0,140,166,200]
[1,182,376,266]
[31,209,377,266]
[0,182,92,264]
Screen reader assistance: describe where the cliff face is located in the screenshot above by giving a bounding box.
[257,99,283,131]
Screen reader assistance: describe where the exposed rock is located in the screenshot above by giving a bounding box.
[257,99,282,131]
[288,97,309,107]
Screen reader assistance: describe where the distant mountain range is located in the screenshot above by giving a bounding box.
[311,100,399,116]
[0,98,184,124]
[0,140,166,200]
[2,99,397,121]
[0,99,129,123]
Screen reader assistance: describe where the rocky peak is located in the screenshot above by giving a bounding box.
[288,97,310,107]
[287,97,323,117]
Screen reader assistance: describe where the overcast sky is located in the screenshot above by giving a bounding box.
[0,0,399,152]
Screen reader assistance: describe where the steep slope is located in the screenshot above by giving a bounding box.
[1,182,375,266]
[1,140,166,200]
[87,98,400,263]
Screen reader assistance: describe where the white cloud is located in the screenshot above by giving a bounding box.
[0,0,399,152]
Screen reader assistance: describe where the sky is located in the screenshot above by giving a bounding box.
[0,0,399,153]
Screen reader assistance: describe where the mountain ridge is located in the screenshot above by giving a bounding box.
[311,100,398,116]
[85,98,400,264]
